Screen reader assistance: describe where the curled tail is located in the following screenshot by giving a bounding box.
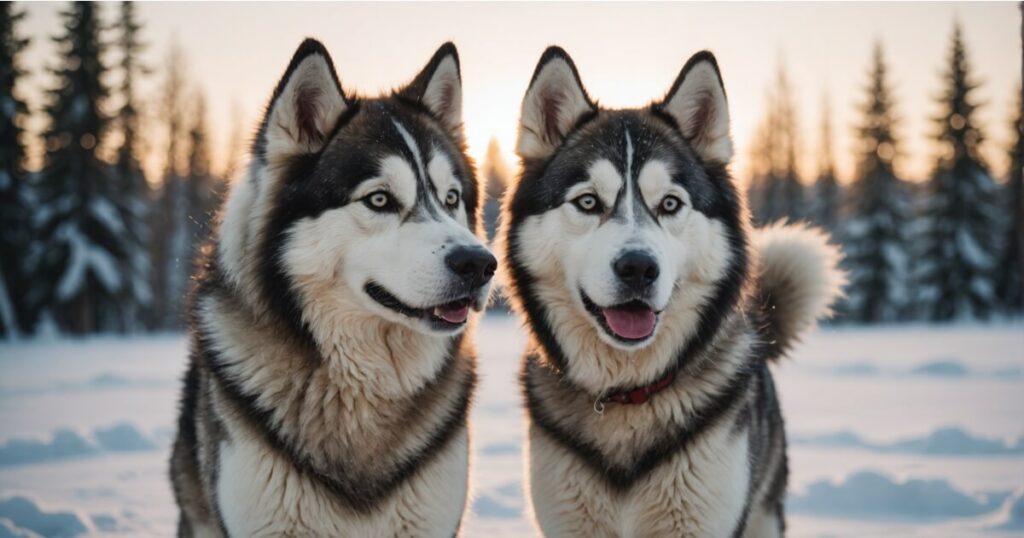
[753,222,845,362]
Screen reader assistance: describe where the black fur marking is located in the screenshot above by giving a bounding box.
[169,362,200,532]
[386,114,444,221]
[172,362,200,477]
[762,370,789,519]
[728,364,770,538]
[364,281,424,318]
[523,350,757,491]
[196,302,475,514]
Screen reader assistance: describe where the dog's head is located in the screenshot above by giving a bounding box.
[218,39,494,343]
[499,48,749,390]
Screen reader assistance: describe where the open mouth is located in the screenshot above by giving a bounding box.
[581,292,659,343]
[364,282,475,331]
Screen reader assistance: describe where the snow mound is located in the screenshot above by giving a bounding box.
[988,488,1024,531]
[472,496,521,519]
[0,519,42,538]
[93,424,156,452]
[0,424,159,466]
[909,360,969,377]
[823,359,1021,380]
[792,426,1024,456]
[0,496,91,537]
[0,430,97,466]
[788,471,1002,519]
[472,481,523,519]
[887,427,1023,456]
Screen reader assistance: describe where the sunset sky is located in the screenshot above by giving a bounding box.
[16,2,1023,185]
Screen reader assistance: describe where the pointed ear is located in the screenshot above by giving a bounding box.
[398,42,464,140]
[262,38,347,164]
[516,46,596,160]
[656,51,733,164]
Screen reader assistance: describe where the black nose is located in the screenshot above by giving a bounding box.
[445,246,497,289]
[613,250,660,290]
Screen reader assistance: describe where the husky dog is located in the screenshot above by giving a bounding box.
[170,39,495,537]
[497,47,843,537]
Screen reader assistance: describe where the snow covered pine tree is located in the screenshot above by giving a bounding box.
[917,25,1002,321]
[748,64,805,226]
[0,2,31,337]
[842,43,913,323]
[27,2,130,334]
[996,87,1024,315]
[808,95,842,234]
[111,0,153,332]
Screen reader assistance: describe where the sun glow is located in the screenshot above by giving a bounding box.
[14,2,1019,186]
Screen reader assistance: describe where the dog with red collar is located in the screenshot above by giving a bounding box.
[497,46,844,538]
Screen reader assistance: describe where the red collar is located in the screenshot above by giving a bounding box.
[601,370,676,405]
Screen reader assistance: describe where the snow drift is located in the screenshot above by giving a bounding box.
[0,424,158,466]
[0,496,94,538]
[791,426,1024,456]
[788,470,1006,519]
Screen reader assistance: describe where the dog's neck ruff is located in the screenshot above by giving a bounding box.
[600,370,676,406]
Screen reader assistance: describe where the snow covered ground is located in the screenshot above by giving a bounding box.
[0,317,1021,537]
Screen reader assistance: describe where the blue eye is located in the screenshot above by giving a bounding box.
[573,194,602,214]
[445,189,460,209]
[364,191,397,212]
[659,195,683,215]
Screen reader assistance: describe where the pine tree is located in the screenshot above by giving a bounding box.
[480,137,510,313]
[221,101,245,182]
[841,43,912,323]
[112,1,151,331]
[480,137,509,242]
[150,43,188,329]
[183,92,221,282]
[27,2,128,334]
[808,94,842,233]
[748,64,804,225]
[996,87,1024,314]
[0,2,31,337]
[917,24,1001,321]
[0,3,30,336]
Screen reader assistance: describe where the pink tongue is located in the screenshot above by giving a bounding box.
[602,307,656,339]
[434,304,470,324]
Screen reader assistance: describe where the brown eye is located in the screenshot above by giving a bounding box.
[364,191,396,211]
[573,194,601,214]
[445,189,460,209]
[660,195,683,215]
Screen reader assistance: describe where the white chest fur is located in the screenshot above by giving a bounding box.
[216,427,469,538]
[527,416,749,538]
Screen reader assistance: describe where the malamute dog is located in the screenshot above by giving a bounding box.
[497,47,843,537]
[170,39,494,537]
